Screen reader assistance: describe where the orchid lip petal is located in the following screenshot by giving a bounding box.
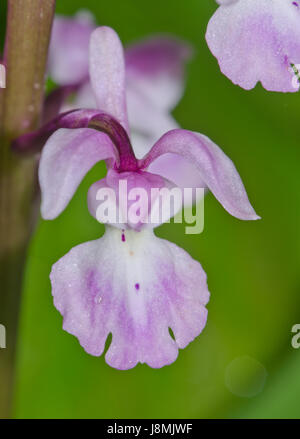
[51,227,209,369]
[139,129,260,221]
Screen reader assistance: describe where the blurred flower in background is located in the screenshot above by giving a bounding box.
[206,0,300,92]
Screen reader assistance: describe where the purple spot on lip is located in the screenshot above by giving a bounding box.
[293,1,299,7]
[135,283,140,290]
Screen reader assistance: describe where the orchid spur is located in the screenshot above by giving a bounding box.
[14,26,259,370]
[206,0,300,92]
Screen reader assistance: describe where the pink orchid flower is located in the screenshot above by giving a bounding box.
[14,27,259,369]
[206,0,300,92]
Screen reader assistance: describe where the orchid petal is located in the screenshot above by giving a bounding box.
[89,27,129,132]
[48,13,95,85]
[39,128,118,220]
[147,152,206,202]
[51,227,209,369]
[140,129,259,220]
[125,36,193,111]
[206,0,300,92]
[130,129,206,205]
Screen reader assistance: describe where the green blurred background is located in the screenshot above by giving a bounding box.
[1,0,300,418]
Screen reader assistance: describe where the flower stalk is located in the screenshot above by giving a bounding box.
[0,0,55,418]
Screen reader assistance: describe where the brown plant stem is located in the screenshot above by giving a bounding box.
[0,0,55,418]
